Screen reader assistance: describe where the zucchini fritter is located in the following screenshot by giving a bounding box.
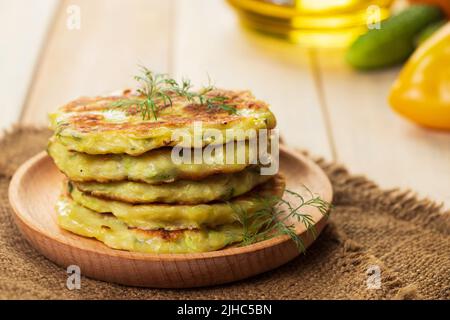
[50,89,276,155]
[75,167,271,204]
[48,139,261,183]
[68,175,285,231]
[57,197,243,254]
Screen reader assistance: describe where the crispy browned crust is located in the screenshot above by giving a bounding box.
[60,89,271,133]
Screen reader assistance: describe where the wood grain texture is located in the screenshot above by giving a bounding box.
[8,146,332,288]
[314,49,450,207]
[172,0,333,159]
[0,0,58,130]
[20,0,172,126]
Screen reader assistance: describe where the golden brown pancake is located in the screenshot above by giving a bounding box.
[74,167,272,204]
[57,197,244,254]
[67,175,286,231]
[49,89,276,155]
[47,138,263,183]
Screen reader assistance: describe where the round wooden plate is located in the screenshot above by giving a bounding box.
[8,145,332,288]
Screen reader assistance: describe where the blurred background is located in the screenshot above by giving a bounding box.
[0,0,449,206]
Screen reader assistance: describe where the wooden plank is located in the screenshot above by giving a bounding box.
[21,0,172,126]
[171,0,333,159]
[0,0,58,130]
[315,49,450,207]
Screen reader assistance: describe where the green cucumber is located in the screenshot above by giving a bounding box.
[346,5,443,70]
[415,19,446,46]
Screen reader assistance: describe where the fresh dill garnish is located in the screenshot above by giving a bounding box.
[234,186,331,253]
[112,66,237,120]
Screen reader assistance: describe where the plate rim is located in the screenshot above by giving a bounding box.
[8,145,333,262]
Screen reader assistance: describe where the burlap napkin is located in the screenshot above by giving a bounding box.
[0,127,448,300]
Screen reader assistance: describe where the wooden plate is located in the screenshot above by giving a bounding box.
[8,146,332,288]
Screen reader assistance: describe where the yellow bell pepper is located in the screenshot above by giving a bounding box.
[389,22,450,130]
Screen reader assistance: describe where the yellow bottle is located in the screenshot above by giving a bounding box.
[227,0,394,47]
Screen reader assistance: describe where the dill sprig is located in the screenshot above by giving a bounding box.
[235,186,331,253]
[112,66,236,120]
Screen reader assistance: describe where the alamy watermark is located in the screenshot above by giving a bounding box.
[170,122,279,176]
[66,264,81,290]
[366,265,381,290]
[66,5,81,30]
[366,5,381,30]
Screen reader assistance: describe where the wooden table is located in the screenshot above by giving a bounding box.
[2,0,449,207]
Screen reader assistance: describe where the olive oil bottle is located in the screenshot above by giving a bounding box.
[227,0,394,47]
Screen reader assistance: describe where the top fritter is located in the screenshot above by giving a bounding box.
[49,89,276,155]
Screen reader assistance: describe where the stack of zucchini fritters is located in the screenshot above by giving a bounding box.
[48,89,285,253]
